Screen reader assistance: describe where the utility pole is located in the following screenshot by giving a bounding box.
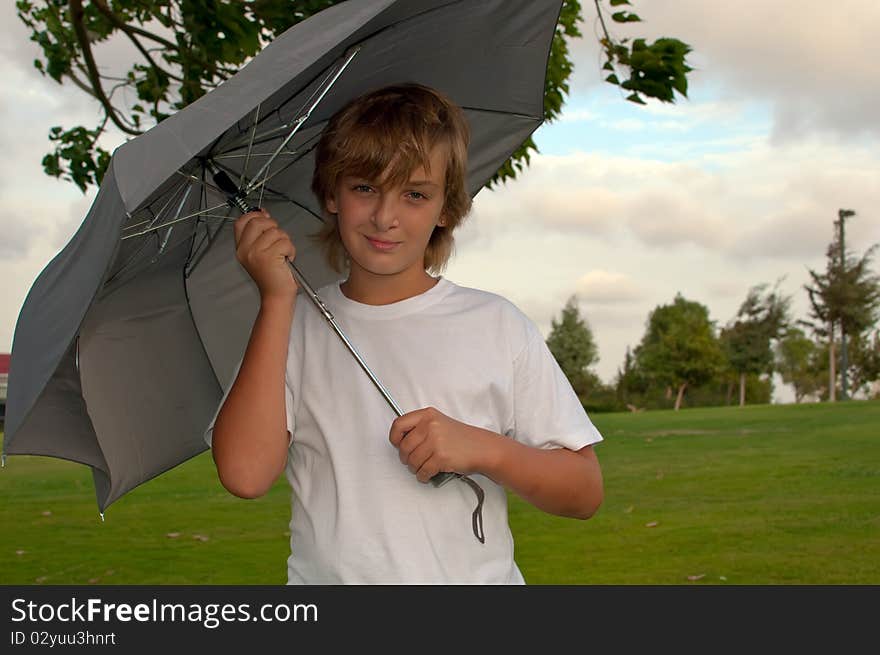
[836,208,856,400]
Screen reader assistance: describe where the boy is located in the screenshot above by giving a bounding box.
[206,83,603,584]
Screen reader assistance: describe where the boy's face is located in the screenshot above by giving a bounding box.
[326,144,447,282]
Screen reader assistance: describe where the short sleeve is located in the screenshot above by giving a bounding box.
[284,372,295,443]
[203,356,244,448]
[511,320,603,451]
[202,356,294,448]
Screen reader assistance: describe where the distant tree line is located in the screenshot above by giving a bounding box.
[547,215,880,412]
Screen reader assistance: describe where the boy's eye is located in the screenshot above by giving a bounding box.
[406,191,427,201]
[352,184,374,193]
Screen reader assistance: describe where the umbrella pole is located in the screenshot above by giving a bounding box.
[290,258,456,491]
[288,260,484,543]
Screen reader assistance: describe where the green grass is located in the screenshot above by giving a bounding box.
[2,400,878,584]
[511,400,880,584]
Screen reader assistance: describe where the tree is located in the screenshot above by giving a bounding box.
[546,296,601,400]
[615,345,644,409]
[633,293,724,411]
[774,327,825,403]
[720,281,791,407]
[804,228,880,401]
[17,0,692,192]
[846,329,880,398]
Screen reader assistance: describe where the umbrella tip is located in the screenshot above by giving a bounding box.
[99,512,105,522]
[1,454,6,468]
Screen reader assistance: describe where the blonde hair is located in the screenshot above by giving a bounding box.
[311,83,472,274]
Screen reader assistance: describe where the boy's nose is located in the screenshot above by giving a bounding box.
[371,194,399,232]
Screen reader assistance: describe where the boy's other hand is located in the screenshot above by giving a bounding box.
[233,209,299,303]
[389,407,497,483]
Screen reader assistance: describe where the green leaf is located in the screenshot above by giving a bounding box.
[626,93,646,105]
[612,11,641,23]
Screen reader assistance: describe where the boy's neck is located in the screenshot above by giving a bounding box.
[340,268,439,305]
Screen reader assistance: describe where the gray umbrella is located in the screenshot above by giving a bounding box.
[4,0,563,513]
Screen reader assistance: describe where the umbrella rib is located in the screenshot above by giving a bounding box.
[184,167,219,277]
[205,154,325,225]
[245,46,360,195]
[188,212,238,220]
[121,203,229,240]
[221,122,291,154]
[221,42,356,157]
[240,103,261,188]
[243,140,319,200]
[258,158,269,208]
[222,96,294,152]
[222,117,324,153]
[109,180,192,285]
[121,179,189,234]
[154,183,193,258]
[184,203,236,278]
[459,105,543,122]
[173,170,230,199]
[212,150,301,160]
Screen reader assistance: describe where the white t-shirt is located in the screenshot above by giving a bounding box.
[206,277,603,584]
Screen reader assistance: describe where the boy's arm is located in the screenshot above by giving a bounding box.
[211,297,294,499]
[478,432,603,520]
[390,409,603,520]
[210,208,299,499]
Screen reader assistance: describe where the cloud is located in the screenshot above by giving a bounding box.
[625,191,729,249]
[0,209,41,259]
[558,109,599,123]
[603,118,647,132]
[527,186,620,235]
[464,139,880,266]
[576,270,644,304]
[706,278,751,303]
[463,159,623,244]
[0,190,94,262]
[53,194,97,251]
[576,0,880,140]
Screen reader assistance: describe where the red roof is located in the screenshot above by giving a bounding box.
[0,353,10,375]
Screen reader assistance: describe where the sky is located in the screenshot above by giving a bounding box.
[1,1,878,403]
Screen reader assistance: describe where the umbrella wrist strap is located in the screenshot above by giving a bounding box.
[459,475,485,544]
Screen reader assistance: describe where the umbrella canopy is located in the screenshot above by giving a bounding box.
[4,0,563,511]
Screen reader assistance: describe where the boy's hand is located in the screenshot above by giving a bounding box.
[389,407,497,483]
[233,208,299,303]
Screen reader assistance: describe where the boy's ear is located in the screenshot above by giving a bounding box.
[325,194,338,215]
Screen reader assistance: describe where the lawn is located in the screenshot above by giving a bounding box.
[1,400,878,584]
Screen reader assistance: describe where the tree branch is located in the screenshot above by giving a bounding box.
[91,0,183,82]
[64,68,99,99]
[127,32,183,82]
[593,0,614,46]
[92,0,177,50]
[68,0,141,136]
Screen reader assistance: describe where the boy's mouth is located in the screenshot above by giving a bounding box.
[365,236,401,252]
